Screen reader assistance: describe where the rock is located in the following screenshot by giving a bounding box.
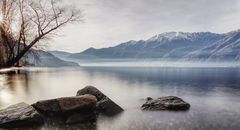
[57,95,97,113]
[141,96,190,111]
[32,95,97,116]
[146,97,153,101]
[0,102,44,128]
[77,86,105,101]
[32,99,61,116]
[77,86,124,116]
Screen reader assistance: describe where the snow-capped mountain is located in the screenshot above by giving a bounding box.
[147,32,217,42]
[186,30,240,61]
[68,32,224,59]
[67,30,240,61]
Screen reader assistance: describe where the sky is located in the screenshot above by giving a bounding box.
[50,0,240,52]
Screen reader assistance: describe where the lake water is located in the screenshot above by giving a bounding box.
[0,61,240,130]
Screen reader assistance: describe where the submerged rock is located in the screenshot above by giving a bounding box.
[141,96,190,111]
[32,95,97,116]
[77,86,124,116]
[0,102,43,128]
[66,112,97,124]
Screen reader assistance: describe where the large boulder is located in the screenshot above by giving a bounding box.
[32,95,97,116]
[58,95,97,113]
[0,102,44,128]
[141,96,190,111]
[77,86,124,116]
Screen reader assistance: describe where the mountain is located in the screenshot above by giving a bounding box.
[26,50,79,67]
[68,32,225,60]
[49,50,73,59]
[185,30,240,61]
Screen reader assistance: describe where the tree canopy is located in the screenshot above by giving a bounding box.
[0,0,81,68]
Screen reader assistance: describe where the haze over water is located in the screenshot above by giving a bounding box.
[0,61,240,130]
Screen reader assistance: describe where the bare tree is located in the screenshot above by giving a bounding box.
[0,0,81,68]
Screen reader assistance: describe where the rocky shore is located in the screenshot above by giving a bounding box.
[0,86,190,128]
[0,86,124,128]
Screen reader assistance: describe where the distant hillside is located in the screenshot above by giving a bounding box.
[26,50,79,67]
[49,50,73,59]
[47,30,240,62]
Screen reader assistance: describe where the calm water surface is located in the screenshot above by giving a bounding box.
[0,63,240,130]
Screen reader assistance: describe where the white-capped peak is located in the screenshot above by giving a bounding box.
[148,32,190,41]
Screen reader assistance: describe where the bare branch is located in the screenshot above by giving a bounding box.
[0,0,82,67]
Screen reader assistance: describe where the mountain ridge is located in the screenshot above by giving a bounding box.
[52,30,240,61]
[27,50,79,67]
[68,31,226,60]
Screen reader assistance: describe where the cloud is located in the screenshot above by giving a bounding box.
[51,0,240,52]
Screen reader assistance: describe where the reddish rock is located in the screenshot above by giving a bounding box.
[32,95,97,116]
[57,95,97,113]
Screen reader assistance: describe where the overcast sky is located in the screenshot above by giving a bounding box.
[50,0,240,52]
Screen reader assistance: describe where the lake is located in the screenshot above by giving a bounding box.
[0,61,240,130]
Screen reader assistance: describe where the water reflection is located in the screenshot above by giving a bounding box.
[0,70,31,107]
[0,67,240,130]
[80,67,240,97]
